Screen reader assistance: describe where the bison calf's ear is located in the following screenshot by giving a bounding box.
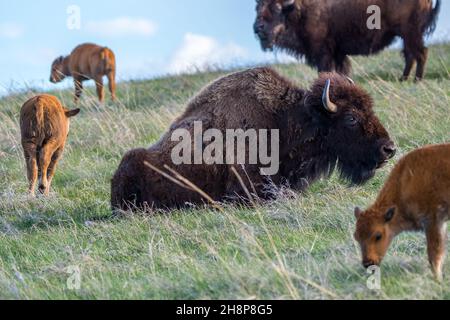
[65,108,81,118]
[354,207,362,219]
[384,207,396,223]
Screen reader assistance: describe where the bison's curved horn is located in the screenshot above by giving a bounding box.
[346,77,355,85]
[322,79,338,113]
[283,0,296,9]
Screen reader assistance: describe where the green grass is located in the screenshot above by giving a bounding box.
[0,44,449,300]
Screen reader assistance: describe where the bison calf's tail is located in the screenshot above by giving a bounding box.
[100,47,115,73]
[424,0,441,36]
[34,97,46,138]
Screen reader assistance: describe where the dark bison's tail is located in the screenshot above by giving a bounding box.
[424,0,441,36]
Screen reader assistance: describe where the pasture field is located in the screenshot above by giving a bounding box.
[0,44,449,300]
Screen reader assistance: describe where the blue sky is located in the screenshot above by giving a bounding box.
[0,0,449,95]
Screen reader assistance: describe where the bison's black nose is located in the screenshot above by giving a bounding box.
[381,141,396,159]
[363,260,376,269]
[254,22,265,36]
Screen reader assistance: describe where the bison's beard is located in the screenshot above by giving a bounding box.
[256,34,274,51]
[338,161,379,186]
[256,24,286,52]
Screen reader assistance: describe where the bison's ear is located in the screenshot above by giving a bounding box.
[384,207,395,223]
[66,108,80,118]
[354,207,362,219]
[346,77,355,85]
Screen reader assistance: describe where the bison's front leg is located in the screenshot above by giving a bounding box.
[415,47,429,81]
[74,78,84,104]
[336,56,352,76]
[226,165,277,203]
[317,55,336,73]
[94,76,105,103]
[400,48,416,81]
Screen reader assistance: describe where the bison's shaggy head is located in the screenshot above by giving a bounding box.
[254,0,298,51]
[304,73,396,185]
[50,56,67,83]
[354,207,397,268]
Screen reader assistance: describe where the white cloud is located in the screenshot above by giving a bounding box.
[86,17,157,37]
[168,33,248,74]
[0,23,24,39]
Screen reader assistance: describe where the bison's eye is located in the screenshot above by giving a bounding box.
[345,115,358,127]
[374,233,382,242]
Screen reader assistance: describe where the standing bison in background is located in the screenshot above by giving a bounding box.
[111,68,396,211]
[254,0,441,80]
[50,43,117,103]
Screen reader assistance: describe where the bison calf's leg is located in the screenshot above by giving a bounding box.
[46,147,64,190]
[74,79,84,104]
[95,77,105,103]
[426,222,448,282]
[107,72,116,102]
[38,141,59,196]
[23,143,38,196]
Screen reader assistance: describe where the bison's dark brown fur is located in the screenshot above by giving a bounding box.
[254,0,441,80]
[111,68,395,211]
[354,144,450,281]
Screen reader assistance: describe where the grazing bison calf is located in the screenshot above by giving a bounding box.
[354,144,450,281]
[50,43,116,103]
[112,68,395,211]
[20,95,80,196]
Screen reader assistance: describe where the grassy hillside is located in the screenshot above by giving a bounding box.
[0,44,449,300]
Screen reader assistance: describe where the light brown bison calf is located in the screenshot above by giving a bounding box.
[20,95,80,196]
[354,144,450,281]
[50,43,116,103]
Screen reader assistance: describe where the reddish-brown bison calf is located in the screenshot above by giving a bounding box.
[354,144,450,281]
[50,43,116,103]
[20,95,80,196]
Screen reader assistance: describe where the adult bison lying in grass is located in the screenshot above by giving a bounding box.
[354,144,450,281]
[254,0,441,80]
[50,43,116,103]
[111,68,395,211]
